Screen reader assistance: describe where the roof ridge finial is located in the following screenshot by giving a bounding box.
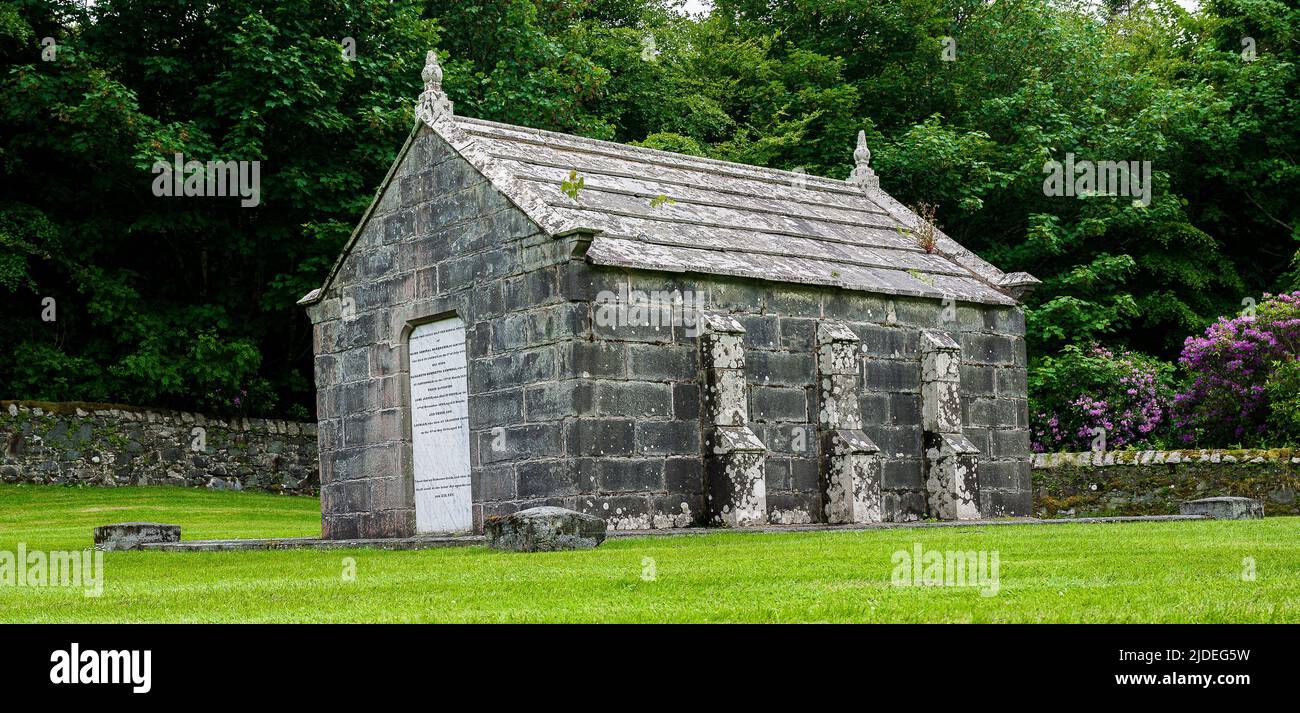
[422,50,444,91]
[854,130,871,166]
[416,49,454,127]
[846,129,879,191]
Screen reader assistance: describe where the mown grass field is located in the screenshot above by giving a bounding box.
[1,484,1296,623]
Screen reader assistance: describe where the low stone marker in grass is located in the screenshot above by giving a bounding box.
[93,522,181,551]
[1179,497,1264,520]
[485,507,606,552]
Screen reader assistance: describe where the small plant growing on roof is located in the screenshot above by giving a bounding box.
[561,170,585,199]
[649,194,676,208]
[896,202,940,254]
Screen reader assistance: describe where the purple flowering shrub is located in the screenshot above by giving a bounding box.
[1173,292,1300,446]
[1029,344,1174,452]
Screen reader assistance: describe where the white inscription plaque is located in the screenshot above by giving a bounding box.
[409,317,472,534]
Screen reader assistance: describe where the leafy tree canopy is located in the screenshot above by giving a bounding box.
[1,0,1296,423]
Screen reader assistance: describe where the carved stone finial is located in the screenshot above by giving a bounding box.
[416,49,454,127]
[854,130,871,166]
[846,130,879,191]
[421,50,443,91]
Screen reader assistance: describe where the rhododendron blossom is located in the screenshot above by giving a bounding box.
[1173,292,1300,445]
[1031,345,1170,452]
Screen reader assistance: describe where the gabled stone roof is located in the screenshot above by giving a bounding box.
[301,51,1035,307]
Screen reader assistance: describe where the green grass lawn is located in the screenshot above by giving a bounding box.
[1,484,1296,623]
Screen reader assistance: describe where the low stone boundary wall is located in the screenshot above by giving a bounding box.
[1032,450,1299,517]
[0,401,319,495]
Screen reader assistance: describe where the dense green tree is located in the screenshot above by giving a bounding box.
[1,0,1296,431]
[1,0,436,417]
[715,0,1297,357]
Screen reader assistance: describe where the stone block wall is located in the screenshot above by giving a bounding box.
[1033,450,1300,517]
[493,264,705,531]
[0,401,318,494]
[556,266,1032,526]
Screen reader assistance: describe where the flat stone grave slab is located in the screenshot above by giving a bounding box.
[94,522,181,551]
[1179,496,1264,520]
[485,506,607,552]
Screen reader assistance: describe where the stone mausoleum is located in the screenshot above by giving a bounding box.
[299,51,1039,539]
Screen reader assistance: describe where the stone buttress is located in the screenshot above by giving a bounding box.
[921,330,980,519]
[699,313,768,526]
[815,321,882,523]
